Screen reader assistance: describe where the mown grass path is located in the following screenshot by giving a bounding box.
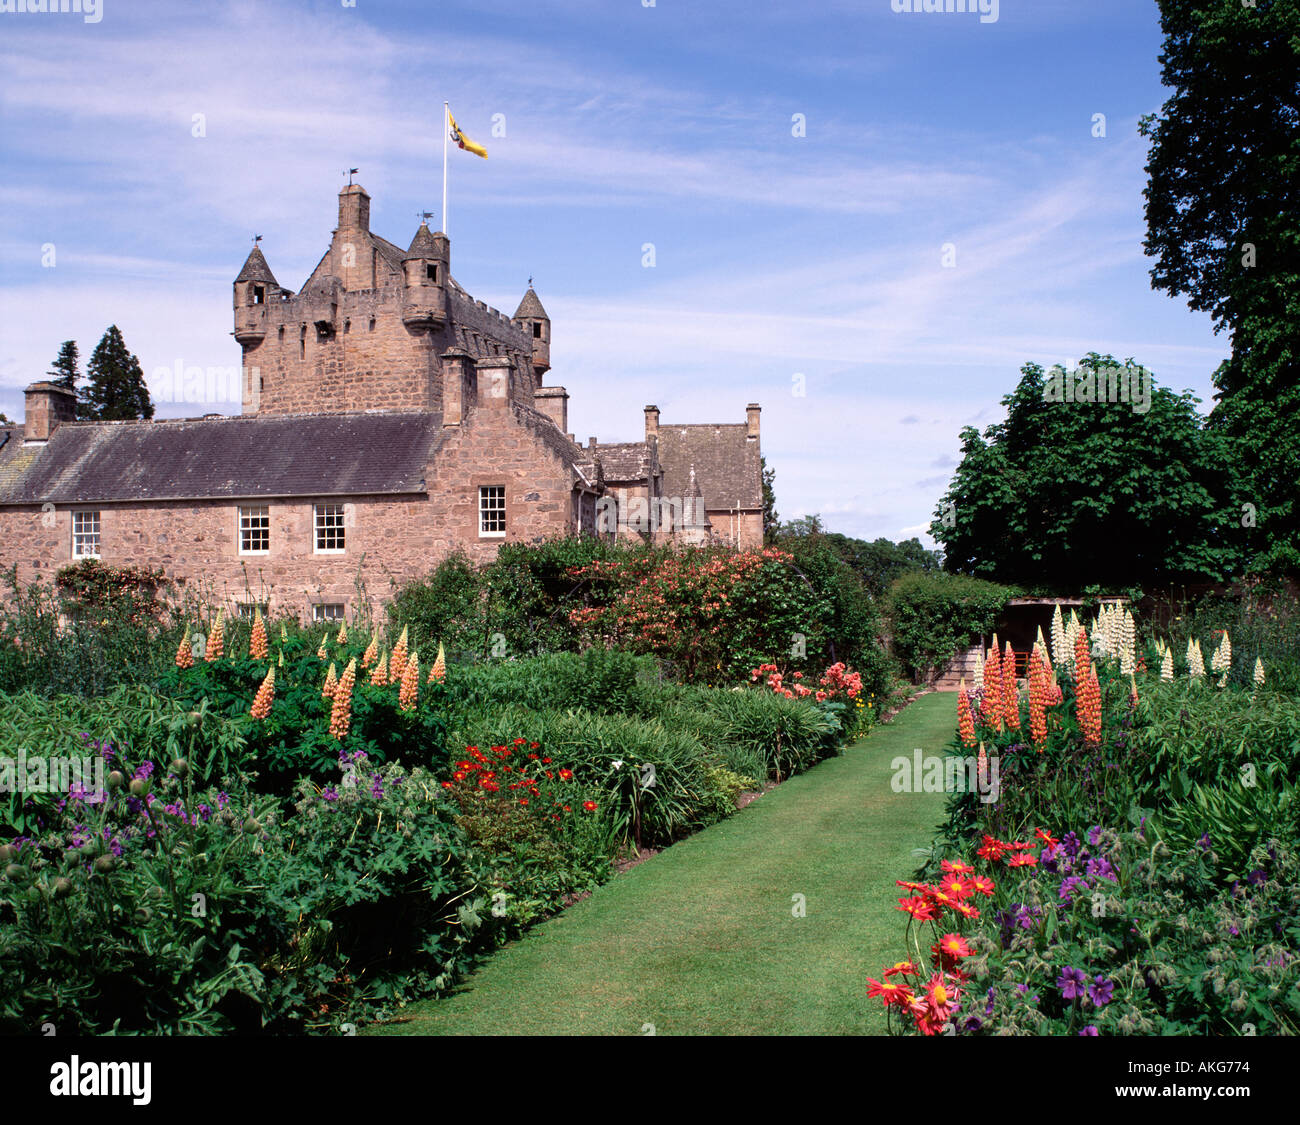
[367,692,954,1036]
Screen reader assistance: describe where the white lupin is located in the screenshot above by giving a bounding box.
[1119,609,1136,676]
[1160,648,1174,682]
[1253,657,1265,687]
[1187,638,1205,679]
[1050,604,1067,670]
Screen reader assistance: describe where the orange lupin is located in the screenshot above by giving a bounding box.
[361,634,379,668]
[317,639,329,660]
[1074,627,1092,684]
[981,641,1003,731]
[175,629,193,669]
[322,661,339,700]
[250,666,275,720]
[1077,665,1102,745]
[400,650,420,712]
[369,651,389,686]
[1028,648,1048,748]
[205,611,225,662]
[427,641,446,684]
[390,625,410,682]
[337,622,348,645]
[957,679,976,747]
[1002,641,1020,730]
[249,607,269,660]
[328,658,357,740]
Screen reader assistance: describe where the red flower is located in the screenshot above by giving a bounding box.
[971,875,996,896]
[1007,852,1038,868]
[1034,828,1060,848]
[884,960,920,978]
[582,800,597,812]
[559,769,573,781]
[940,859,975,876]
[897,896,937,921]
[867,976,915,1008]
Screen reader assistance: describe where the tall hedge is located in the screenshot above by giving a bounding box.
[887,571,1016,681]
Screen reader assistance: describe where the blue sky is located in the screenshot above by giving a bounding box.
[0,0,1228,545]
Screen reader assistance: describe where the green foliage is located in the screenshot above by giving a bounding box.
[761,456,778,543]
[818,533,942,598]
[887,570,1015,681]
[449,649,657,718]
[1140,0,1300,574]
[387,551,484,657]
[933,355,1242,589]
[46,339,81,406]
[0,567,179,698]
[693,688,840,781]
[84,325,153,421]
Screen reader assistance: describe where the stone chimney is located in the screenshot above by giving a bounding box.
[338,183,370,234]
[476,357,512,411]
[746,403,761,439]
[24,381,78,443]
[644,404,660,441]
[440,349,475,426]
[535,386,569,433]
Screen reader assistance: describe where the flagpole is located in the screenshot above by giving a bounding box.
[442,101,449,235]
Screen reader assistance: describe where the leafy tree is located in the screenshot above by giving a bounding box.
[84,325,154,421]
[0,413,11,426]
[1140,0,1300,572]
[930,354,1242,593]
[821,534,941,598]
[761,456,778,544]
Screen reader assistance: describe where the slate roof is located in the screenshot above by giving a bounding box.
[405,223,441,259]
[595,441,654,482]
[0,413,441,505]
[513,287,548,321]
[655,423,761,510]
[235,246,279,286]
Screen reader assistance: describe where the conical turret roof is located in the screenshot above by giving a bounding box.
[404,222,441,259]
[235,245,278,286]
[514,286,548,320]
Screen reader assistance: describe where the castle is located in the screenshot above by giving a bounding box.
[0,183,764,621]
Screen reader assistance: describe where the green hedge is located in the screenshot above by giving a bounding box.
[887,571,1017,681]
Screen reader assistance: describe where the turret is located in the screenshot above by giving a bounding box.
[233,245,280,346]
[401,222,449,328]
[513,285,550,382]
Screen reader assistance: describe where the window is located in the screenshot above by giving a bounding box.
[313,603,345,623]
[368,317,375,332]
[479,486,506,537]
[72,511,100,559]
[426,263,438,282]
[237,601,268,621]
[253,285,265,305]
[533,322,542,339]
[314,502,346,553]
[239,506,270,554]
[299,325,306,358]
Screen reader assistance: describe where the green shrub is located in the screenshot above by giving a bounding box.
[695,689,841,781]
[887,571,1017,681]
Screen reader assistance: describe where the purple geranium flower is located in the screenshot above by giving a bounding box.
[1057,966,1088,1001]
[1059,875,1090,905]
[1197,832,1211,850]
[1088,976,1114,1006]
[321,786,339,802]
[1086,826,1103,847]
[370,774,384,799]
[1079,1025,1099,1036]
[1060,831,1082,859]
[1085,856,1118,883]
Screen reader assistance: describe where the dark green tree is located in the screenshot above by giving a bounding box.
[822,534,942,598]
[1140,0,1300,572]
[47,340,79,392]
[930,354,1242,593]
[84,326,154,421]
[760,456,778,544]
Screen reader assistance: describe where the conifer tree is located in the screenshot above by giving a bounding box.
[84,325,154,421]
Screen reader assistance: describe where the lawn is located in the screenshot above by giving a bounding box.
[367,691,953,1035]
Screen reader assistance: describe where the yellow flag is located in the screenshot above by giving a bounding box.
[448,109,487,159]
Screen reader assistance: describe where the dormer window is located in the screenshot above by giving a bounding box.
[426,263,438,282]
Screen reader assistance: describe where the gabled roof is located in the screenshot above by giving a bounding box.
[0,413,441,505]
[655,423,761,510]
[513,286,548,321]
[235,246,278,286]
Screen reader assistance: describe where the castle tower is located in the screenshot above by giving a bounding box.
[233,245,280,347]
[513,285,550,384]
[401,222,449,329]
